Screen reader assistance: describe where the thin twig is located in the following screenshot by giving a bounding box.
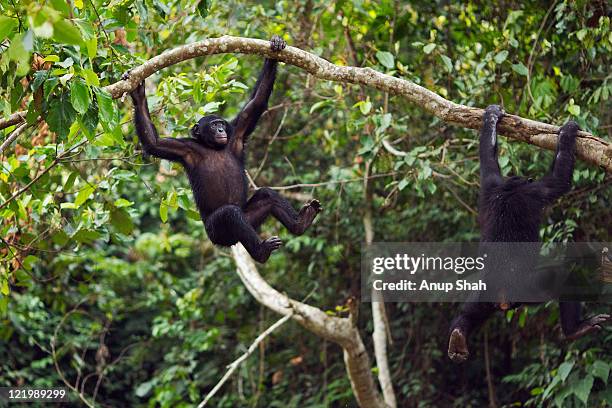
[197,313,293,407]
[0,122,29,155]
[253,108,288,180]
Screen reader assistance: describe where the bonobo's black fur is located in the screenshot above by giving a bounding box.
[125,36,322,263]
[447,105,610,363]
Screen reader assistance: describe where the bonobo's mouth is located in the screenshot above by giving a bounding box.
[215,135,228,144]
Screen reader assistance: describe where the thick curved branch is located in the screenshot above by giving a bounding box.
[2,36,610,170]
[231,244,385,408]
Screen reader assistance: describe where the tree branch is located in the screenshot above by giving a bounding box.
[231,244,385,408]
[0,111,26,130]
[2,35,610,170]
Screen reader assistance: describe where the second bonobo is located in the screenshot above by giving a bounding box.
[125,36,322,263]
[447,105,610,363]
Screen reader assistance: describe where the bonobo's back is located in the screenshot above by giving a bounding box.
[479,177,543,242]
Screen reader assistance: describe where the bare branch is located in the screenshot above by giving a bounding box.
[2,36,610,170]
[0,122,28,155]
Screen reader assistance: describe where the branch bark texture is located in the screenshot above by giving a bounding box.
[231,244,385,408]
[2,36,610,170]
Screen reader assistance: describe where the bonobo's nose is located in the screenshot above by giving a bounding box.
[217,128,224,133]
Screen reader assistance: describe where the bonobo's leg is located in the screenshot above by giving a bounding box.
[479,105,505,189]
[204,205,282,263]
[536,121,578,203]
[244,187,322,235]
[560,302,610,340]
[448,302,497,363]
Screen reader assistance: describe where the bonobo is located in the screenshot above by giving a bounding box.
[447,105,610,363]
[124,36,322,263]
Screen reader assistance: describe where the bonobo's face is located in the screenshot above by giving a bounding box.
[191,115,231,149]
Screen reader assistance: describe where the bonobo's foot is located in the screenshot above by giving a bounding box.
[448,328,470,363]
[254,236,283,263]
[565,314,611,341]
[292,199,322,235]
[306,199,323,213]
[270,35,286,52]
[484,104,504,121]
[121,70,131,81]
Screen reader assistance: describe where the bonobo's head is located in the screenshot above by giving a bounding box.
[191,115,232,149]
[503,175,535,191]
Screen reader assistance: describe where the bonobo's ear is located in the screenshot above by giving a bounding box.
[191,124,200,138]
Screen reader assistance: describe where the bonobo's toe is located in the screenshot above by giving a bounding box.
[588,314,611,326]
[448,328,469,363]
[264,236,283,250]
[308,199,323,212]
[484,104,504,119]
[270,35,287,52]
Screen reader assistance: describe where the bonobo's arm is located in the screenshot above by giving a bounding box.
[128,79,191,163]
[479,105,504,189]
[535,121,578,203]
[230,35,286,158]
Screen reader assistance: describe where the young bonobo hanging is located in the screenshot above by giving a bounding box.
[447,105,610,363]
[125,36,322,263]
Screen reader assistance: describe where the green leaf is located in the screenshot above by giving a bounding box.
[70,79,91,114]
[160,201,168,223]
[72,229,102,244]
[0,16,18,41]
[423,43,436,54]
[494,50,509,64]
[376,51,395,69]
[567,104,580,116]
[360,101,372,115]
[197,0,209,18]
[572,375,593,405]
[440,55,453,72]
[47,93,77,139]
[85,37,97,59]
[75,185,96,207]
[111,208,134,235]
[94,88,117,130]
[1,277,8,296]
[50,0,70,15]
[53,19,83,46]
[64,172,78,191]
[114,198,134,208]
[81,69,100,87]
[590,361,610,384]
[309,101,328,114]
[576,29,588,41]
[558,361,575,382]
[78,102,99,139]
[512,62,529,76]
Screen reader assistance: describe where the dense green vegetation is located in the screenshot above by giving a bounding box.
[0,0,610,406]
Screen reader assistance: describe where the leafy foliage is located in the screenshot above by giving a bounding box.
[0,0,610,407]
